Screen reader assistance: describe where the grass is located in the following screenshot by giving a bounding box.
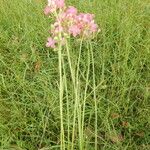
[0,0,150,149]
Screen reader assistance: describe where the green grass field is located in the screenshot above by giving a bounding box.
[0,0,150,149]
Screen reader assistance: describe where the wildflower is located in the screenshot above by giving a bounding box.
[44,0,100,49]
[78,13,94,23]
[48,0,65,9]
[46,37,56,48]
[48,0,55,6]
[66,6,78,16]
[44,6,52,15]
[89,22,98,32]
[55,0,65,9]
[69,25,81,37]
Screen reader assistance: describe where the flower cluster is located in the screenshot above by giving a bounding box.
[44,0,65,15]
[44,0,99,48]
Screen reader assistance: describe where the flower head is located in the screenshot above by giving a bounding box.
[44,6,52,15]
[69,25,81,37]
[66,6,77,16]
[55,0,65,8]
[48,0,65,9]
[44,0,100,49]
[46,37,56,48]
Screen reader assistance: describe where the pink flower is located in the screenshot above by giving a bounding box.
[66,6,77,16]
[77,13,94,24]
[48,0,55,5]
[48,0,65,9]
[69,25,81,37]
[44,1,100,48]
[51,22,63,35]
[84,14,94,22]
[90,22,98,32]
[74,13,98,35]
[53,26,63,35]
[46,37,56,48]
[44,6,52,15]
[55,0,65,8]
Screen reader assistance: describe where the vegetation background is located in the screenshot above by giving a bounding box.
[0,0,150,149]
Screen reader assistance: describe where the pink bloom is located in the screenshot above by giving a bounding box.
[55,0,65,8]
[48,0,65,9]
[54,26,63,34]
[46,37,56,48]
[90,22,98,32]
[44,0,100,47]
[77,23,84,29]
[77,13,94,23]
[66,6,78,15]
[84,14,94,22]
[48,0,55,6]
[44,6,52,15]
[69,25,81,37]
[52,22,63,34]
[77,13,84,19]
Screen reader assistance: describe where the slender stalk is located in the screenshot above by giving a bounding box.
[81,46,90,146]
[65,40,75,87]
[58,44,65,150]
[65,41,76,150]
[54,9,65,149]
[66,39,83,150]
[90,42,98,150]
[62,55,70,150]
[76,39,83,149]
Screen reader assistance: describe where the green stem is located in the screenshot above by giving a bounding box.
[65,41,76,150]
[66,39,83,150]
[62,55,70,150]
[66,40,75,87]
[76,39,83,149]
[81,46,90,146]
[90,42,97,150]
[58,44,65,150]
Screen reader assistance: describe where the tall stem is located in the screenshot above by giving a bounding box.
[81,46,90,146]
[66,41,75,87]
[76,39,83,149]
[90,42,97,150]
[58,44,65,150]
[62,55,70,150]
[65,41,76,150]
[66,39,83,150]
